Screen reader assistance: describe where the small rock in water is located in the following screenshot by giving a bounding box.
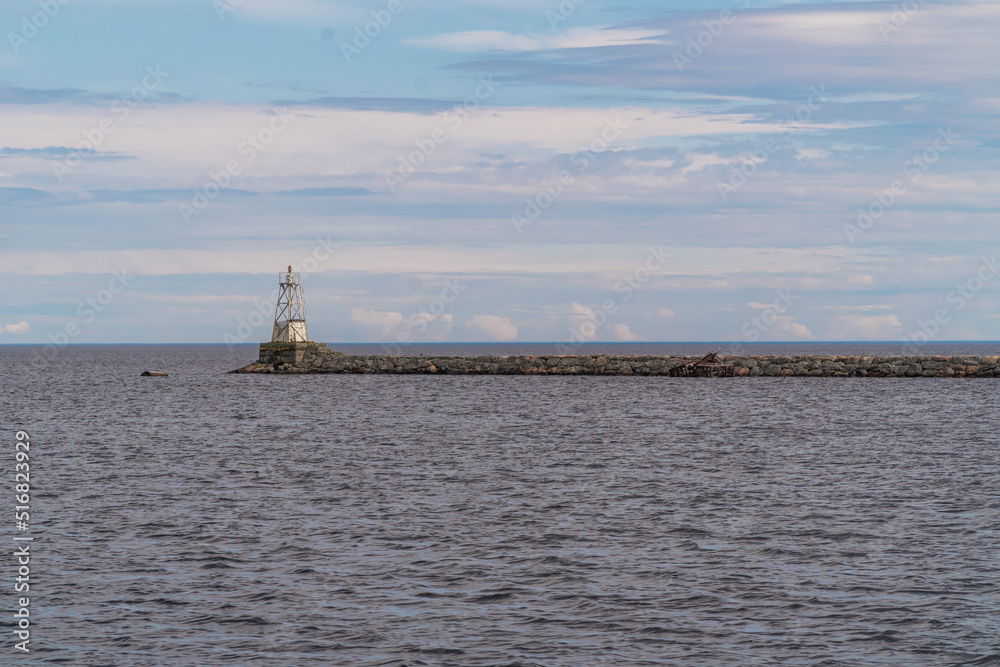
[141,371,168,377]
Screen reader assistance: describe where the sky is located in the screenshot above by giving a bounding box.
[0,0,997,346]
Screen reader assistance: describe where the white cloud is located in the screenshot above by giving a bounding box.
[408,312,454,342]
[465,315,518,341]
[568,303,641,341]
[608,323,640,341]
[682,153,732,173]
[752,317,815,341]
[409,27,663,52]
[795,148,830,161]
[826,314,903,340]
[715,3,1000,89]
[820,304,893,311]
[657,308,675,318]
[350,308,402,339]
[347,309,455,342]
[567,303,599,341]
[746,10,890,46]
[2,321,30,334]
[624,158,676,169]
[775,320,814,341]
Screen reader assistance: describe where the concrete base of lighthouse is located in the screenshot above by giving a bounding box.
[257,342,335,367]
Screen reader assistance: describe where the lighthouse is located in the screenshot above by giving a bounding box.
[271,265,309,342]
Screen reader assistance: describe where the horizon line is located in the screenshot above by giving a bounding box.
[1,341,999,347]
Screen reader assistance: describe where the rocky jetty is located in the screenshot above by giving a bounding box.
[232,343,999,377]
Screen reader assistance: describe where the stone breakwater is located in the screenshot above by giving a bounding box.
[232,343,1000,377]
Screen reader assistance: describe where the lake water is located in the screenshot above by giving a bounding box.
[2,344,998,665]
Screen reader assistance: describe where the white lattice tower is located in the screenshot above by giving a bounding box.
[272,265,309,342]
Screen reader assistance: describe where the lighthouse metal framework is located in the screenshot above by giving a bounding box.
[271,265,309,342]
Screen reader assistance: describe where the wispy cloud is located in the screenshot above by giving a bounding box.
[0,85,185,106]
[272,97,460,114]
[0,147,136,163]
[410,27,664,52]
[275,187,375,197]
